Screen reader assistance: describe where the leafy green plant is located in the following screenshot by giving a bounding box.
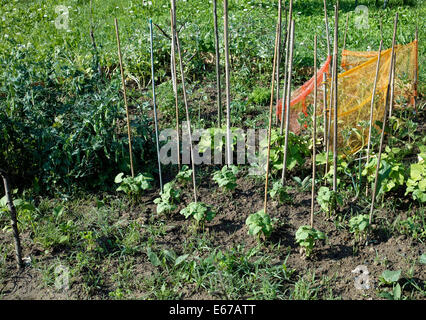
[317,186,343,218]
[295,225,326,258]
[266,129,310,173]
[348,214,370,243]
[378,270,402,300]
[245,209,273,242]
[405,146,426,203]
[175,165,193,185]
[180,202,216,230]
[248,87,270,105]
[269,181,292,204]
[362,147,405,197]
[213,165,239,192]
[153,182,181,215]
[114,172,153,201]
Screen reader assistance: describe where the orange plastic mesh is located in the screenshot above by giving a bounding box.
[275,41,418,154]
[276,55,332,132]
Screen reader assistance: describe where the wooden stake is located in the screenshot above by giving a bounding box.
[149,19,163,193]
[281,19,295,184]
[224,0,232,166]
[264,1,283,214]
[175,30,198,203]
[280,0,293,135]
[369,13,398,225]
[325,57,334,179]
[114,18,134,178]
[213,0,222,128]
[342,12,349,53]
[170,4,180,169]
[413,25,418,111]
[323,0,331,58]
[310,35,318,228]
[332,2,339,216]
[365,40,383,197]
[0,169,23,271]
[388,51,396,118]
[322,72,328,158]
[275,0,282,126]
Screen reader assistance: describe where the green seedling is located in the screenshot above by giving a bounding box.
[153,182,181,215]
[213,165,239,192]
[269,181,292,204]
[317,186,342,218]
[175,165,193,185]
[114,172,153,201]
[180,202,216,230]
[405,146,426,203]
[348,214,370,244]
[245,209,273,242]
[378,269,402,300]
[295,225,326,258]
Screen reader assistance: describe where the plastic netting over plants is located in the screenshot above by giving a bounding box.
[275,40,418,154]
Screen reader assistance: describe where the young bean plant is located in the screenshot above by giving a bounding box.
[245,209,273,242]
[180,202,216,231]
[213,165,239,192]
[295,225,326,258]
[153,182,181,215]
[114,172,153,202]
[348,214,370,245]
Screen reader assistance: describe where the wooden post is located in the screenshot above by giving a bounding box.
[369,13,398,225]
[332,2,339,216]
[323,0,331,58]
[388,51,396,118]
[170,2,180,169]
[310,35,318,228]
[281,19,295,184]
[322,72,328,159]
[275,0,282,126]
[175,29,198,203]
[213,0,222,128]
[342,12,349,54]
[224,0,232,166]
[149,19,163,193]
[264,1,283,214]
[114,18,134,178]
[0,169,23,271]
[365,40,383,197]
[280,0,293,135]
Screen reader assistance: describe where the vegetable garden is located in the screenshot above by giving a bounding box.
[0,0,425,300]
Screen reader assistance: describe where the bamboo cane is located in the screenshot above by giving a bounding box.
[281,19,295,184]
[114,18,134,178]
[365,40,383,197]
[332,2,339,216]
[322,72,328,157]
[275,0,282,126]
[413,25,418,111]
[149,19,163,193]
[310,35,318,228]
[369,13,398,226]
[342,12,349,54]
[213,0,222,128]
[280,0,293,135]
[323,0,331,58]
[388,51,396,118]
[170,5,181,169]
[264,2,283,214]
[224,0,232,166]
[0,169,23,271]
[175,29,198,203]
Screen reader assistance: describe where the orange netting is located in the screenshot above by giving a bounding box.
[275,40,418,154]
